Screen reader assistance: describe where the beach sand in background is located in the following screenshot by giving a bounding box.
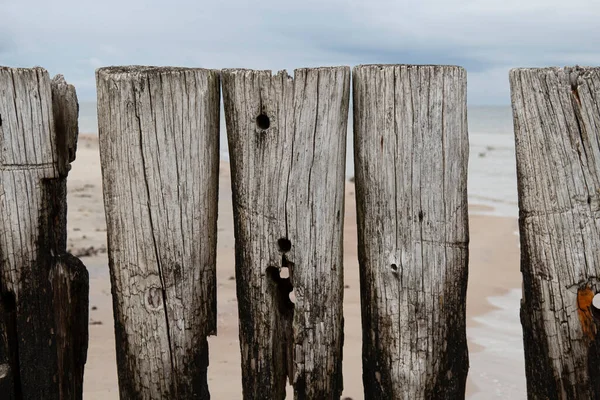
[70,135,523,399]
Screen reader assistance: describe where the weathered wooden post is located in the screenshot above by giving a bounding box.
[353,65,469,399]
[96,66,220,399]
[0,67,88,399]
[511,67,600,398]
[222,67,350,399]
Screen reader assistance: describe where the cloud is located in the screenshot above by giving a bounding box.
[79,57,104,69]
[2,0,600,103]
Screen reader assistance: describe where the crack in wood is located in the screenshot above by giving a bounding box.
[0,163,55,171]
[135,91,177,383]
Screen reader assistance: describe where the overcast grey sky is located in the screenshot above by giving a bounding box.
[2,0,599,103]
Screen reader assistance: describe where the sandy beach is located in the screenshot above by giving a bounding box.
[70,134,523,399]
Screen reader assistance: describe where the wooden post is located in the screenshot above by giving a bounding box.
[353,65,469,399]
[510,67,600,398]
[222,67,350,399]
[96,66,220,399]
[0,67,88,399]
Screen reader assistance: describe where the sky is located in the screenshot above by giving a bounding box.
[1,0,599,104]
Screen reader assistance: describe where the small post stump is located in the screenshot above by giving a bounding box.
[0,67,88,399]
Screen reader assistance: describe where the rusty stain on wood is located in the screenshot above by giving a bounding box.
[577,286,596,341]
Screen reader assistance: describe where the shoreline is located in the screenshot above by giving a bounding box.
[464,205,522,398]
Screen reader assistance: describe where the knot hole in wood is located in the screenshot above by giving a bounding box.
[266,266,295,311]
[256,113,270,130]
[278,238,291,252]
[144,287,164,312]
[1,290,16,313]
[593,293,600,321]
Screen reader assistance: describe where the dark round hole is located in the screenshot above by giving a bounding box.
[591,293,600,321]
[593,293,600,310]
[1,291,16,312]
[266,266,280,281]
[256,114,270,130]
[391,264,398,272]
[278,238,292,252]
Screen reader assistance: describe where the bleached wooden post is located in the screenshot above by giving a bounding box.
[511,67,600,398]
[353,65,469,399]
[97,66,220,399]
[222,67,350,399]
[0,67,88,399]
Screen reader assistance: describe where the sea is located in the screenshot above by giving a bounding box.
[79,102,525,399]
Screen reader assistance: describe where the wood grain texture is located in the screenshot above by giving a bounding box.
[51,74,79,177]
[0,66,88,399]
[353,65,469,399]
[511,67,600,399]
[222,67,349,399]
[97,66,220,399]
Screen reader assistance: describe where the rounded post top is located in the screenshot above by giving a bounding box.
[222,66,350,78]
[354,64,465,71]
[96,65,219,80]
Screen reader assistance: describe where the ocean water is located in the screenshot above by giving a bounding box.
[469,289,526,399]
[467,106,518,218]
